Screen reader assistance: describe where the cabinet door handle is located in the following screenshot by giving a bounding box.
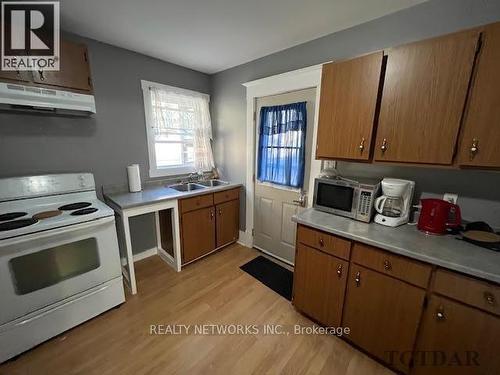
[336,264,343,278]
[218,208,222,216]
[318,238,324,247]
[38,70,45,81]
[470,138,479,160]
[484,291,496,306]
[355,271,361,286]
[210,210,214,220]
[383,260,392,271]
[380,138,388,153]
[436,306,446,321]
[359,137,365,153]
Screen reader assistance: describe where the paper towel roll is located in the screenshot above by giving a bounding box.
[127,164,142,192]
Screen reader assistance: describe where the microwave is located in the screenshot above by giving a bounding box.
[313,176,380,223]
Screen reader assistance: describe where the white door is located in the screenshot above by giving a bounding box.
[253,88,316,265]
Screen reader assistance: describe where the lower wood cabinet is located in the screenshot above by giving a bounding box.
[216,199,239,248]
[293,243,348,327]
[181,206,216,263]
[178,188,240,264]
[341,264,426,374]
[412,295,500,375]
[293,224,500,374]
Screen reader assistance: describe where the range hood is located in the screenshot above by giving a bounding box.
[0,82,96,115]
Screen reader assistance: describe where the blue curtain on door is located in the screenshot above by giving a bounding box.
[257,101,307,188]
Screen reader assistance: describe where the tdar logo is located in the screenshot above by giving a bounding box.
[1,1,60,71]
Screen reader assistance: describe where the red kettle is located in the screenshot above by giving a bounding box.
[418,198,462,235]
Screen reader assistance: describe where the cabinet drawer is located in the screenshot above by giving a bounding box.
[213,188,240,204]
[433,269,500,316]
[297,225,351,260]
[179,193,214,213]
[352,243,432,288]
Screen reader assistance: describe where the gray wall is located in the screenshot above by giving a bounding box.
[0,33,210,254]
[211,0,500,230]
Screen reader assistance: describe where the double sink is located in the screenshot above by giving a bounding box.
[169,179,228,192]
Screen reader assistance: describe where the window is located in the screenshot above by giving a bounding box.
[257,102,307,188]
[142,80,215,177]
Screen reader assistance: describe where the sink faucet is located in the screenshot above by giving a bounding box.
[182,172,200,184]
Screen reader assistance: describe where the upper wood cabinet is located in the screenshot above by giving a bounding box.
[293,243,348,327]
[316,52,384,160]
[0,40,93,94]
[412,295,500,375]
[33,40,93,93]
[458,23,500,168]
[374,30,480,164]
[342,264,426,374]
[0,70,31,83]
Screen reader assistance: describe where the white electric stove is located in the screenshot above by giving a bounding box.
[0,173,125,363]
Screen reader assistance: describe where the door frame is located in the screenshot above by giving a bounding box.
[241,64,324,248]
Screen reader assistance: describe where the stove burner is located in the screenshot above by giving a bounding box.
[33,210,63,220]
[71,208,98,216]
[58,202,92,211]
[0,218,38,231]
[0,212,27,222]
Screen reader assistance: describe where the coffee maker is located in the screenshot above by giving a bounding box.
[374,178,415,227]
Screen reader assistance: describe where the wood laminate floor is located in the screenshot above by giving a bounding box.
[0,244,394,375]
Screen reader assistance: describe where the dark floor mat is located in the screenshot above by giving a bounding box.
[240,256,293,300]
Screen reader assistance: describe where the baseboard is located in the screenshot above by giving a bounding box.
[133,247,158,262]
[237,230,253,247]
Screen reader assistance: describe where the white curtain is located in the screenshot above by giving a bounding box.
[149,85,215,172]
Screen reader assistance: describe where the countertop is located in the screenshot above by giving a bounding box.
[293,208,500,284]
[103,181,243,210]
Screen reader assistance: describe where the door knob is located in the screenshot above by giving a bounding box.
[380,139,388,153]
[292,192,306,207]
[469,138,479,160]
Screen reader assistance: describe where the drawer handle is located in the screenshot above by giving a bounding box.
[355,271,361,287]
[484,292,496,306]
[436,306,446,321]
[383,260,392,271]
[38,70,45,81]
[319,238,324,247]
[336,264,343,278]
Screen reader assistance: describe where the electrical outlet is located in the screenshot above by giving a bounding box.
[443,193,458,204]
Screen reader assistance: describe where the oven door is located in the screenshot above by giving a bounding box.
[0,216,122,325]
[313,179,359,218]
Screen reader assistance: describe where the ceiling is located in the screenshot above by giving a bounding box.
[61,0,428,74]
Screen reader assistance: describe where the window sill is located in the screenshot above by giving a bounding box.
[149,166,197,178]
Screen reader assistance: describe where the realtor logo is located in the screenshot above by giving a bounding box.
[1,1,60,71]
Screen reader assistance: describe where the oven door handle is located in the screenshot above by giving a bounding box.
[0,216,115,247]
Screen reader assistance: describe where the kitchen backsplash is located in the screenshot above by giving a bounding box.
[337,161,500,229]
